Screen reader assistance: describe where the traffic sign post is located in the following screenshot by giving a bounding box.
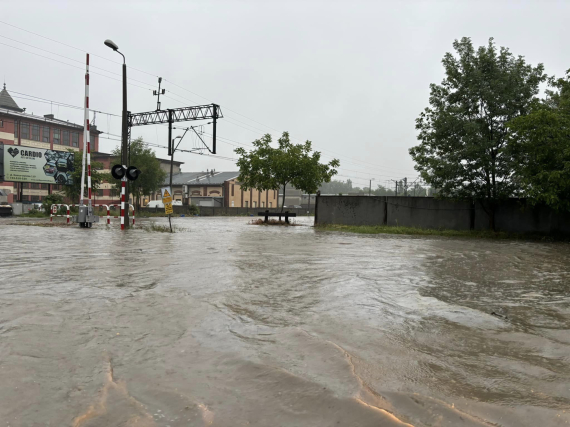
[111,164,141,230]
[161,187,173,232]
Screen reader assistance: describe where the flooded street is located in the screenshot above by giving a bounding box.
[1,217,569,426]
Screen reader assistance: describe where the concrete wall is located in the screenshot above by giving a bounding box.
[316,196,386,226]
[473,200,570,234]
[315,196,570,235]
[386,197,472,230]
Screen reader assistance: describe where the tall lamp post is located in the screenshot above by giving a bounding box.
[104,39,130,227]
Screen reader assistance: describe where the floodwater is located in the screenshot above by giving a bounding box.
[1,217,569,427]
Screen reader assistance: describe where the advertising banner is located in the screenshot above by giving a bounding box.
[0,144,75,185]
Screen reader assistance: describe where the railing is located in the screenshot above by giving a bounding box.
[71,204,111,225]
[109,204,135,225]
[50,204,71,224]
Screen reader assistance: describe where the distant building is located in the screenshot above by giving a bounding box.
[155,170,279,208]
[278,186,317,209]
[0,84,101,202]
[90,152,182,206]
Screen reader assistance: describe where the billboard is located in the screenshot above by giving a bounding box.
[0,144,75,185]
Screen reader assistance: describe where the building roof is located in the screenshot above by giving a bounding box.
[0,84,23,112]
[166,171,239,186]
[0,86,102,133]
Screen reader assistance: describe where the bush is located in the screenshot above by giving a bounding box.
[42,194,64,214]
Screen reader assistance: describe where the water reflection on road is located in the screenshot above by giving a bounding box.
[0,217,569,426]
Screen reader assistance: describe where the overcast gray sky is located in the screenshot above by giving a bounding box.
[2,0,568,189]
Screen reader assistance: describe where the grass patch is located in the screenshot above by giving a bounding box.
[140,222,185,233]
[249,218,302,226]
[7,221,68,227]
[316,224,566,241]
[20,210,49,218]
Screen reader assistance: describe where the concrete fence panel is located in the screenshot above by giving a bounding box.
[386,197,473,230]
[316,196,385,226]
[316,195,570,235]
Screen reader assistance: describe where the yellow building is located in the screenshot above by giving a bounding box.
[151,171,278,208]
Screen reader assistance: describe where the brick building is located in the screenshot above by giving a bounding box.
[154,171,279,208]
[0,84,101,202]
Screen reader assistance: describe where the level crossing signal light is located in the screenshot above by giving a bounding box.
[111,164,141,181]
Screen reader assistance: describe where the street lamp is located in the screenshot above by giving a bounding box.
[104,39,129,227]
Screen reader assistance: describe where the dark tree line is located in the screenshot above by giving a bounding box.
[410,37,569,229]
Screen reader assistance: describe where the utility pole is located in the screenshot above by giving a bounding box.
[104,39,130,227]
[121,56,129,227]
[403,177,408,197]
[154,77,165,111]
[368,178,375,196]
[391,179,398,197]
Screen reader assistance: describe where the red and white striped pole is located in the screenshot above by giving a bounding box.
[120,177,126,230]
[66,205,70,225]
[107,206,110,225]
[85,54,92,209]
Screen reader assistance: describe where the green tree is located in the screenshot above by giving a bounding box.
[235,132,339,212]
[110,138,167,210]
[41,193,63,214]
[507,72,570,211]
[409,37,546,229]
[62,149,106,204]
[372,184,395,196]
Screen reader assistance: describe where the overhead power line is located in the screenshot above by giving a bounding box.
[0,20,159,79]
[0,22,417,176]
[0,41,153,92]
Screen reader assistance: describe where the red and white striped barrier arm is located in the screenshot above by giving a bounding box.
[85,54,92,208]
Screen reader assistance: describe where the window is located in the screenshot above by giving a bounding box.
[90,134,96,148]
[262,202,265,208]
[53,129,60,144]
[231,184,235,196]
[14,121,17,136]
[0,120,3,128]
[253,201,257,208]
[31,124,40,141]
[245,201,249,207]
[42,126,50,142]
[62,130,69,146]
[97,189,104,197]
[31,195,40,202]
[31,183,40,189]
[72,132,79,147]
[269,202,273,208]
[21,122,29,139]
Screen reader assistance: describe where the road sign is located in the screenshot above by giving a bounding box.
[161,187,173,215]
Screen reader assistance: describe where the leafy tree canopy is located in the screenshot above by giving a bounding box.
[63,149,106,204]
[235,132,339,211]
[110,138,167,209]
[409,37,546,228]
[507,71,570,211]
